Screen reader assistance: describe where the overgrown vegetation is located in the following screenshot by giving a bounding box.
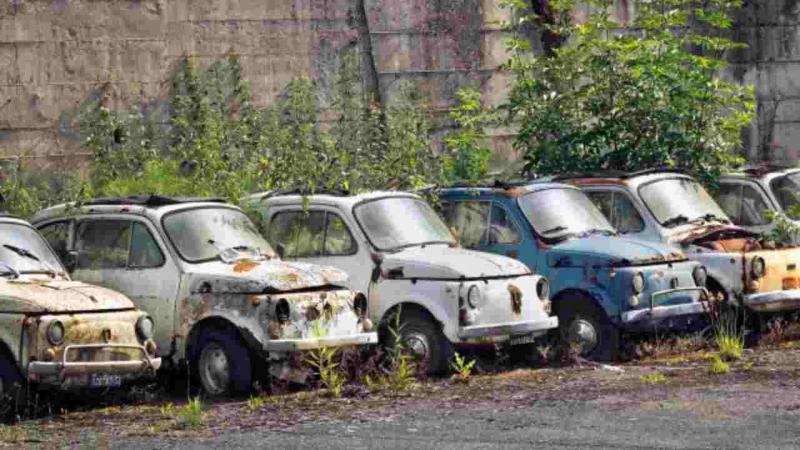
[503,0,755,184]
[451,352,477,383]
[708,354,730,374]
[713,311,745,361]
[160,398,204,430]
[639,372,667,385]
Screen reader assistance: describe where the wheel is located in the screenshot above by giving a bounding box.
[386,309,453,375]
[192,329,253,398]
[556,299,619,361]
[0,353,24,421]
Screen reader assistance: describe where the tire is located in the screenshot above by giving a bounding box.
[0,353,24,422]
[192,329,253,398]
[556,299,619,362]
[386,309,453,375]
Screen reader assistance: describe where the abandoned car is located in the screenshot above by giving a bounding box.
[714,166,800,237]
[437,182,708,360]
[32,196,376,397]
[247,191,558,373]
[564,170,800,317]
[0,216,160,417]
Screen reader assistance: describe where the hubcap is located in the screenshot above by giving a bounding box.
[199,343,230,396]
[567,318,598,355]
[404,332,430,360]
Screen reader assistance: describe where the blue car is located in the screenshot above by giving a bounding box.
[437,181,709,360]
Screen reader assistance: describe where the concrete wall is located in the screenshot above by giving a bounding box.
[0,0,798,170]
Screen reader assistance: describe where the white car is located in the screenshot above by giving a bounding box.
[246,191,558,373]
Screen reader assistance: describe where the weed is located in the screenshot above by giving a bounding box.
[451,352,477,383]
[159,402,177,418]
[0,424,27,443]
[709,354,730,375]
[305,323,346,398]
[176,397,204,430]
[708,305,745,362]
[382,308,417,392]
[247,395,266,412]
[536,344,553,365]
[639,372,667,385]
[760,319,790,347]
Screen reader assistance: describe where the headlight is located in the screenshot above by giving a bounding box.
[136,315,155,341]
[632,272,645,294]
[693,265,708,287]
[751,256,766,279]
[467,285,481,309]
[536,278,550,301]
[47,320,65,345]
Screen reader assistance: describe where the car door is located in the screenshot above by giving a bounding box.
[267,208,369,296]
[70,217,181,353]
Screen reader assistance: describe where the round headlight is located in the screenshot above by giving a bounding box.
[751,256,766,278]
[536,278,550,301]
[136,316,154,341]
[632,272,645,294]
[467,285,481,309]
[693,265,708,287]
[47,320,65,345]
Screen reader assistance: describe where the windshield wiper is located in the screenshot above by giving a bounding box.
[541,225,568,235]
[3,244,57,276]
[0,262,19,279]
[580,228,617,237]
[696,213,729,224]
[661,214,689,228]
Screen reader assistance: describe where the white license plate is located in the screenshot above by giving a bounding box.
[90,373,122,388]
[509,333,538,346]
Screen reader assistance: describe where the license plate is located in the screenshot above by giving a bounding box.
[90,373,122,388]
[510,333,538,346]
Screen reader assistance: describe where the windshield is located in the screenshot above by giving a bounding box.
[770,171,800,218]
[518,188,615,239]
[0,223,64,274]
[163,207,273,262]
[640,177,729,226]
[354,197,455,251]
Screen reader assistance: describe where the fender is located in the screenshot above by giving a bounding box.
[552,286,617,322]
[373,281,457,341]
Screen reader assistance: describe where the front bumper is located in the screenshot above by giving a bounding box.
[27,343,161,385]
[457,317,559,341]
[621,287,707,332]
[745,288,800,313]
[265,331,378,352]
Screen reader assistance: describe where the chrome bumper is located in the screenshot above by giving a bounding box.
[622,287,706,324]
[265,331,378,352]
[745,288,800,313]
[458,317,559,340]
[27,343,161,377]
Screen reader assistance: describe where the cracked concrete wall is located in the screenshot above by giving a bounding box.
[1,0,798,170]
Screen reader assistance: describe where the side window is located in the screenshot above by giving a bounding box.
[323,213,356,256]
[611,193,645,234]
[488,203,520,244]
[269,211,326,258]
[39,221,70,261]
[129,222,165,268]
[75,220,131,270]
[740,184,771,226]
[714,183,742,224]
[586,191,613,220]
[442,201,490,248]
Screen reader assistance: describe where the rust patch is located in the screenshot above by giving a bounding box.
[508,284,522,315]
[233,259,259,273]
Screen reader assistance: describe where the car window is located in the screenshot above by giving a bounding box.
[129,222,165,268]
[269,211,325,258]
[442,201,490,248]
[740,184,771,226]
[714,183,742,224]
[323,213,356,256]
[39,221,70,261]
[75,220,131,270]
[587,191,613,219]
[611,193,645,234]
[488,203,520,244]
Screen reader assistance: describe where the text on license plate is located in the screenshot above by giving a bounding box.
[90,373,122,388]
[509,333,538,346]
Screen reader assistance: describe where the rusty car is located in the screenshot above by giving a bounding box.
[32,196,377,397]
[437,181,707,360]
[0,215,160,418]
[563,169,800,318]
[246,190,558,373]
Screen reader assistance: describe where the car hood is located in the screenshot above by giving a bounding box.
[185,259,350,294]
[381,245,530,279]
[668,221,759,246]
[548,235,686,268]
[0,277,135,314]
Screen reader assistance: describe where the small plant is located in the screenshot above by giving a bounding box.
[159,402,177,418]
[0,424,27,443]
[176,397,204,430]
[451,352,477,383]
[305,322,346,398]
[639,372,667,385]
[383,308,417,392]
[709,354,730,375]
[714,312,745,362]
[247,395,266,412]
[763,210,800,246]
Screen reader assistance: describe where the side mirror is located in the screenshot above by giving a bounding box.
[275,243,286,259]
[64,250,78,272]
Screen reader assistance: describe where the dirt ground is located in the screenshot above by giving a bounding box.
[4,335,800,449]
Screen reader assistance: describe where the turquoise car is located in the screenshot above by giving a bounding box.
[437,181,708,360]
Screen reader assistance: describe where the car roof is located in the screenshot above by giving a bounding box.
[249,190,422,209]
[436,179,580,198]
[722,165,800,182]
